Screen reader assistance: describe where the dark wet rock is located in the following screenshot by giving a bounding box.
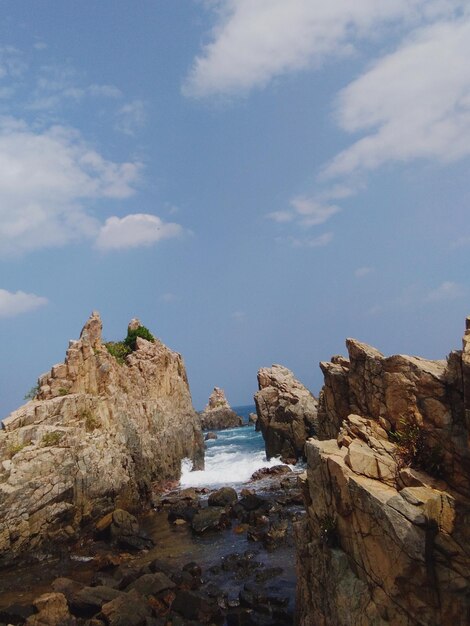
[191,506,231,533]
[112,563,152,590]
[255,567,284,583]
[0,602,35,624]
[204,431,218,440]
[239,582,289,613]
[250,466,292,481]
[220,551,262,580]
[52,578,124,618]
[167,501,199,524]
[182,561,202,578]
[208,486,238,507]
[171,589,222,623]
[109,509,153,551]
[125,572,175,596]
[100,588,151,626]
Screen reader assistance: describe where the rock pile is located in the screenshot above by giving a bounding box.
[0,312,204,564]
[296,320,470,626]
[254,365,318,462]
[200,387,243,430]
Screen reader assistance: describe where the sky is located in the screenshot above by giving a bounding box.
[1,0,470,415]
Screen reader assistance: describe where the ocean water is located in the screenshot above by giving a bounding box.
[180,404,287,488]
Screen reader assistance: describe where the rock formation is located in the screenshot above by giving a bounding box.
[0,312,204,563]
[296,320,470,626]
[200,387,243,430]
[254,365,318,462]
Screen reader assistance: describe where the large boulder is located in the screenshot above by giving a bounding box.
[254,365,318,461]
[296,317,470,626]
[0,312,204,563]
[200,387,243,430]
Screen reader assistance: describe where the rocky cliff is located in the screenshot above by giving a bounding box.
[254,365,318,462]
[200,387,243,430]
[0,312,204,563]
[296,320,470,625]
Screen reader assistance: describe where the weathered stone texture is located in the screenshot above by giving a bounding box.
[254,365,318,461]
[297,320,470,626]
[0,312,204,563]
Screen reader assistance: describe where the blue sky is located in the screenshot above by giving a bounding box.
[1,0,470,414]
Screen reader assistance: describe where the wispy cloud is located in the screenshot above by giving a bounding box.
[96,213,184,251]
[425,281,465,302]
[267,196,340,229]
[183,0,461,98]
[278,232,333,248]
[355,266,374,278]
[0,289,48,317]
[115,99,146,136]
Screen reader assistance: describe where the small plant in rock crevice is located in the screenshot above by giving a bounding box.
[318,514,339,548]
[7,441,27,458]
[24,384,40,401]
[389,418,444,479]
[41,431,63,447]
[81,409,101,432]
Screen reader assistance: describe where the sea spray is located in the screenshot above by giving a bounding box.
[180,422,288,488]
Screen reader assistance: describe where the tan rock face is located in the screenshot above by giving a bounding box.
[254,365,318,461]
[297,319,470,626]
[0,312,204,563]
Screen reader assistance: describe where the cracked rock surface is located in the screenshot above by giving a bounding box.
[296,318,470,626]
[0,312,204,564]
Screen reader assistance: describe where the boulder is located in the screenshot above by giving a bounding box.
[254,365,318,461]
[191,507,231,533]
[200,387,243,430]
[25,592,76,626]
[208,486,238,507]
[0,312,204,563]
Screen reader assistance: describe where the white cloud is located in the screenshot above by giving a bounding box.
[280,232,333,248]
[325,16,470,178]
[290,196,340,227]
[425,281,465,302]
[0,289,48,317]
[266,210,294,223]
[355,266,374,278]
[96,214,184,251]
[0,117,140,254]
[183,0,461,97]
[115,100,146,135]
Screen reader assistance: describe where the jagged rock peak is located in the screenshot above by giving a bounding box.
[254,364,318,462]
[200,387,243,430]
[205,387,230,411]
[78,310,102,347]
[128,317,142,332]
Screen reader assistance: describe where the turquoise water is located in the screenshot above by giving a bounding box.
[181,404,288,487]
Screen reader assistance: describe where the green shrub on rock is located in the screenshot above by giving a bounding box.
[105,324,155,364]
[124,325,155,351]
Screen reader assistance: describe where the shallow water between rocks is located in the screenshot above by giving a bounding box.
[0,413,303,624]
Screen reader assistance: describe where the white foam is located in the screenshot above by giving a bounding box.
[180,449,286,488]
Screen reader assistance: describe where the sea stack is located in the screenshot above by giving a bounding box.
[200,387,243,430]
[254,365,318,462]
[0,312,204,564]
